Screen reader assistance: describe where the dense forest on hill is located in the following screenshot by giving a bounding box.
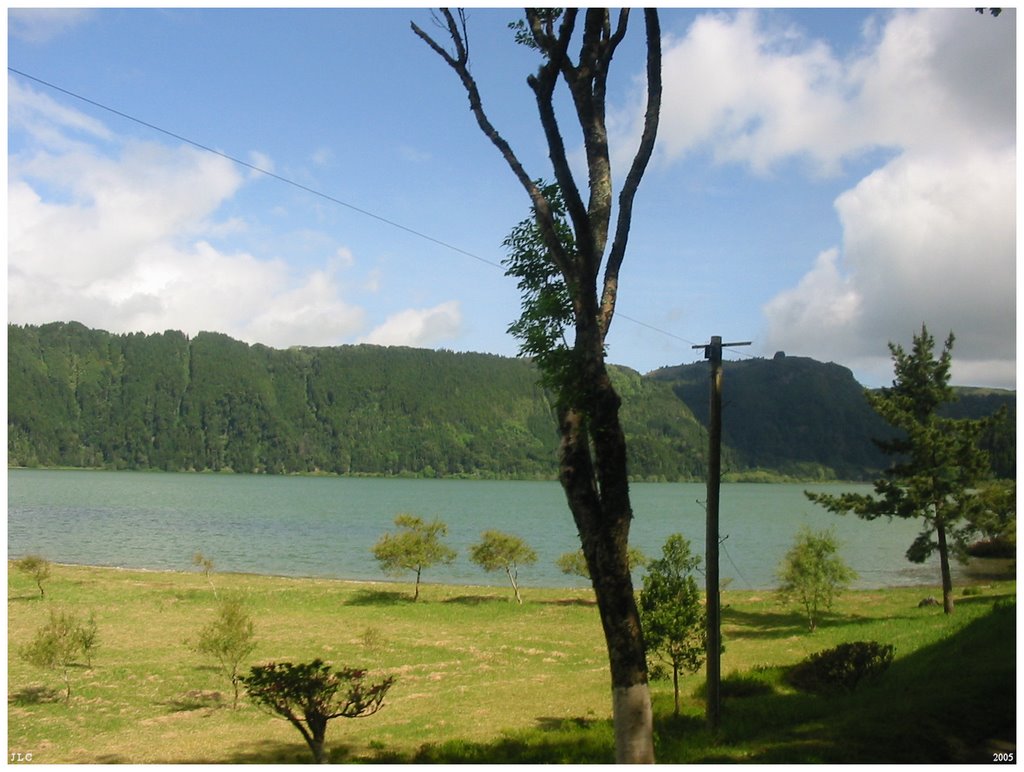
[651,354,1016,480]
[8,322,707,480]
[9,323,1014,480]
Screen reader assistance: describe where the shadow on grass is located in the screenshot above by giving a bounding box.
[344,589,413,606]
[397,715,617,764]
[161,689,224,712]
[721,607,807,638]
[174,738,318,764]
[538,597,598,607]
[662,600,1017,764]
[9,684,62,705]
[722,606,922,639]
[6,593,45,602]
[443,594,511,606]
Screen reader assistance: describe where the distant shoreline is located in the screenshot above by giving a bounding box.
[7,464,873,485]
[9,557,1013,595]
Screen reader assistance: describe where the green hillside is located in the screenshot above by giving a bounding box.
[650,353,1015,480]
[7,322,707,480]
[8,323,1013,480]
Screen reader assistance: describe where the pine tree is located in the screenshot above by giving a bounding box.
[806,326,992,614]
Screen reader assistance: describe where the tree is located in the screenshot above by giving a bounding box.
[193,593,257,708]
[192,551,218,597]
[806,326,993,614]
[371,514,456,601]
[469,530,537,604]
[637,534,707,718]
[412,9,663,761]
[242,659,395,764]
[776,527,856,632]
[964,479,1016,556]
[556,546,648,581]
[19,608,98,702]
[14,554,52,598]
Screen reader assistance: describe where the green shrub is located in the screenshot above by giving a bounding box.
[14,554,52,598]
[19,608,99,702]
[786,641,894,694]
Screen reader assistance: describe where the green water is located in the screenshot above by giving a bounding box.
[8,468,962,589]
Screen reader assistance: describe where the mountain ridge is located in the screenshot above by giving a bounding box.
[8,322,1014,481]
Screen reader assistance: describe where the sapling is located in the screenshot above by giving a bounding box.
[193,593,257,708]
[19,608,99,702]
[14,554,52,598]
[469,530,537,604]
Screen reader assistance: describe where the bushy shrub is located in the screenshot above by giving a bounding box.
[19,608,99,702]
[193,593,256,708]
[14,554,52,598]
[786,641,894,694]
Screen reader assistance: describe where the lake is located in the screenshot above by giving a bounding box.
[6,468,977,590]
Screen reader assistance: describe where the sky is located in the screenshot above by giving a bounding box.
[6,6,1017,389]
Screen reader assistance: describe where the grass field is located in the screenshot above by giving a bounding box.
[7,562,1016,764]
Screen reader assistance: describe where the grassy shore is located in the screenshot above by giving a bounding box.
[7,562,1015,764]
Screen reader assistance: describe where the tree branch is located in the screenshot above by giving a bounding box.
[412,10,573,281]
[600,9,662,336]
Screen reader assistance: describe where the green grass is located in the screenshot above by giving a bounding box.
[7,563,1015,763]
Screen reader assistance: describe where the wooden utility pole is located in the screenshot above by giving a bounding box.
[693,335,750,733]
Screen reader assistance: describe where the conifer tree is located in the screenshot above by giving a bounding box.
[807,326,992,614]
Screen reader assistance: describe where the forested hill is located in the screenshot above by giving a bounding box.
[8,322,708,480]
[649,353,1016,480]
[9,323,1014,480]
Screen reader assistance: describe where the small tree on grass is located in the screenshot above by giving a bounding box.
[556,547,648,581]
[19,608,99,702]
[469,530,537,604]
[777,527,856,632]
[371,514,456,601]
[14,554,52,598]
[192,551,218,597]
[637,535,706,717]
[242,659,395,764]
[193,593,257,708]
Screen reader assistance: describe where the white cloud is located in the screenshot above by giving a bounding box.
[648,8,1017,387]
[7,81,369,349]
[653,9,1015,174]
[764,148,1015,386]
[654,10,852,175]
[9,9,94,43]
[363,302,462,347]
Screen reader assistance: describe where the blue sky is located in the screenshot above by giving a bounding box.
[7,7,1016,388]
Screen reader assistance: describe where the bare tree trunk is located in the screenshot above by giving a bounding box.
[559,363,654,763]
[673,663,680,718]
[936,521,955,614]
[506,566,523,605]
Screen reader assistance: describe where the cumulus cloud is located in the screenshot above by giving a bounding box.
[363,302,462,347]
[7,78,385,350]
[647,8,1015,386]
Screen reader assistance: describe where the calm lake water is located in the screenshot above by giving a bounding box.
[7,468,979,590]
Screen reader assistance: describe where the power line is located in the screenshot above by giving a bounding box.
[8,65,738,358]
[8,66,502,272]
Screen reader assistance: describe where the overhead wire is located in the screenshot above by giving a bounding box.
[8,65,754,358]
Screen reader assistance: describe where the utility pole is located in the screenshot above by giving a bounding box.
[693,335,750,733]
